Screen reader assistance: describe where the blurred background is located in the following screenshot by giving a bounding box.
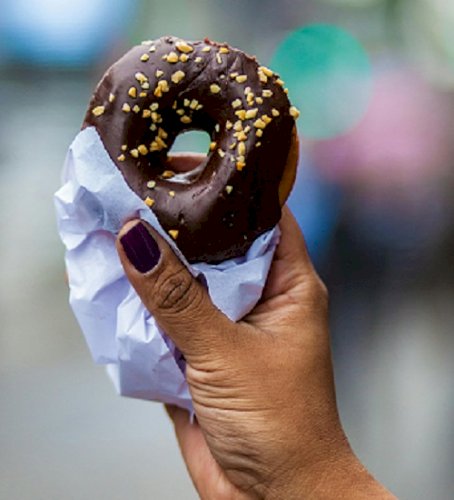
[1,0,453,498]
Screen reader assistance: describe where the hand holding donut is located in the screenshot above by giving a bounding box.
[116,200,395,499]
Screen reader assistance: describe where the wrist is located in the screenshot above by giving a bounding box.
[262,442,395,500]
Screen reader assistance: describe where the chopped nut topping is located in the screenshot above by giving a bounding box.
[155,69,164,78]
[161,170,175,179]
[150,103,159,111]
[132,104,140,113]
[151,111,161,122]
[139,92,147,98]
[138,144,148,155]
[130,149,139,158]
[150,123,157,131]
[149,45,156,52]
[229,72,239,79]
[229,142,237,150]
[135,72,148,84]
[209,141,217,151]
[233,120,243,131]
[244,125,251,133]
[121,144,127,151]
[289,106,300,119]
[232,99,242,108]
[217,148,226,158]
[253,118,266,129]
[236,161,246,171]
[171,70,185,84]
[147,180,156,189]
[169,191,176,198]
[189,99,199,110]
[183,98,190,107]
[117,154,125,162]
[108,93,115,103]
[226,120,233,130]
[195,57,203,63]
[235,75,247,83]
[259,66,274,77]
[216,53,222,64]
[215,124,220,132]
[165,52,179,63]
[210,83,221,94]
[258,70,268,83]
[237,142,246,156]
[175,109,184,116]
[179,54,189,63]
[262,89,273,98]
[261,114,272,124]
[168,229,179,239]
[141,81,150,90]
[256,129,263,137]
[276,78,285,87]
[122,103,131,113]
[158,128,168,139]
[234,130,248,141]
[128,86,137,98]
[150,141,160,152]
[180,115,192,124]
[202,46,211,52]
[154,80,170,97]
[176,41,194,53]
[142,109,152,118]
[140,53,150,62]
[92,106,105,116]
[225,185,233,194]
[245,108,258,119]
[219,47,229,54]
[284,88,289,94]
[256,142,262,147]
[255,96,264,104]
[144,197,155,207]
[196,104,203,110]
[246,92,255,102]
[271,108,280,117]
[235,109,247,120]
[155,136,167,149]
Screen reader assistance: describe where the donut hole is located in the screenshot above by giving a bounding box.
[171,130,211,154]
[166,130,211,178]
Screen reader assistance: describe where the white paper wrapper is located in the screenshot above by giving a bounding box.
[54,127,279,412]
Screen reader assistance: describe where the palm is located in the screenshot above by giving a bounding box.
[167,407,249,500]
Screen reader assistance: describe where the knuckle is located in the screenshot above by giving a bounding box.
[304,275,329,310]
[155,267,201,314]
[317,278,329,305]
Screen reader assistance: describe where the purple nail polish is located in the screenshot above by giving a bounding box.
[120,222,161,273]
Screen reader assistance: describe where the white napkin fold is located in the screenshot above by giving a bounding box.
[55,127,279,412]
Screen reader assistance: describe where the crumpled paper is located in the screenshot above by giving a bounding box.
[54,127,279,412]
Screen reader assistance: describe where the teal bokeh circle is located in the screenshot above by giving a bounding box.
[271,24,372,139]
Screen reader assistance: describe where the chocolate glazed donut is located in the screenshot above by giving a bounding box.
[84,36,299,263]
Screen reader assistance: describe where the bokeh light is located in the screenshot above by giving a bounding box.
[271,24,372,139]
[0,0,135,66]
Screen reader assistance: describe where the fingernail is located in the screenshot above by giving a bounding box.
[120,222,161,273]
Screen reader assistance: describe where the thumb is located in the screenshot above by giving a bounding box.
[116,220,231,362]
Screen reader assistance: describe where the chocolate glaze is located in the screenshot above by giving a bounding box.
[83,36,296,262]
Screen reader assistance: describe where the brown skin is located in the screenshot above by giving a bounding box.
[116,157,396,499]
